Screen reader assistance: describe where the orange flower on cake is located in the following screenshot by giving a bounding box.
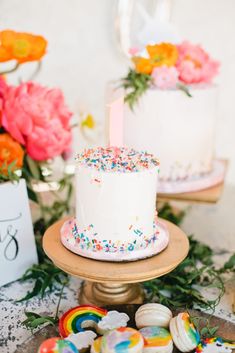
[0,30,47,63]
[2,82,72,161]
[132,43,178,74]
[0,133,24,172]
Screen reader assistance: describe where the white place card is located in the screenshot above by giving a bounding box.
[0,179,38,287]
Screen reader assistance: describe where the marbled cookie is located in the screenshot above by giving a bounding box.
[169,312,200,352]
[140,326,173,353]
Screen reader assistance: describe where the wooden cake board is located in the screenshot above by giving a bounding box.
[43,218,189,306]
[158,159,227,204]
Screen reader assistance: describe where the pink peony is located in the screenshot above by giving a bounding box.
[2,81,72,161]
[176,41,219,84]
[151,65,179,89]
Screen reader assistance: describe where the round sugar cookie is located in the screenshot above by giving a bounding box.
[135,303,173,328]
[101,327,144,353]
[139,326,173,353]
[38,337,78,353]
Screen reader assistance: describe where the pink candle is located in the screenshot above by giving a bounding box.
[108,96,124,147]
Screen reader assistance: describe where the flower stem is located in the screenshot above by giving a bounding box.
[0,62,20,75]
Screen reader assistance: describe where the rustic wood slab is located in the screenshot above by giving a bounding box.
[14,305,235,353]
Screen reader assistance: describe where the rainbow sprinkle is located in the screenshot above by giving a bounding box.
[64,218,159,253]
[76,146,159,173]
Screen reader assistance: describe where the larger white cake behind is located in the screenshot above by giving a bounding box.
[124,86,218,181]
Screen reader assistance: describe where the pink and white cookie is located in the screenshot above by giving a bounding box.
[38,337,78,353]
[101,327,144,353]
[169,312,200,352]
[139,326,173,353]
[135,304,173,328]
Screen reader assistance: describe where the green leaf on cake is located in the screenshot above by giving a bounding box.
[121,69,152,110]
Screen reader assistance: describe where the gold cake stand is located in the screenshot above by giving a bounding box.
[43,218,189,306]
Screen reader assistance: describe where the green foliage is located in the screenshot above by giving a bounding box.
[144,235,234,311]
[0,160,20,184]
[191,316,219,338]
[122,69,152,109]
[158,202,185,226]
[18,261,68,302]
[145,204,235,311]
[22,311,57,331]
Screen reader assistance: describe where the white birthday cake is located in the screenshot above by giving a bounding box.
[60,146,169,261]
[124,86,217,181]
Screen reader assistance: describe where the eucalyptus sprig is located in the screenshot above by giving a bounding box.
[122,69,152,110]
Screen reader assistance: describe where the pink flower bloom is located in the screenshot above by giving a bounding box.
[2,82,72,161]
[0,76,7,126]
[129,47,139,56]
[151,65,179,89]
[176,41,219,84]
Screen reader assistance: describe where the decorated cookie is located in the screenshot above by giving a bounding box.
[196,337,235,353]
[139,326,173,353]
[59,305,107,337]
[169,312,200,352]
[135,303,173,328]
[38,337,78,353]
[97,310,130,334]
[101,327,144,353]
[66,330,97,350]
[91,337,102,353]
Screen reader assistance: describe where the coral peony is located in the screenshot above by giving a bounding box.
[176,41,219,84]
[0,75,7,126]
[2,82,72,161]
[0,133,24,172]
[151,66,178,89]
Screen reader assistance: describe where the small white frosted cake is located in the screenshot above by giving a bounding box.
[124,86,217,181]
[61,146,169,261]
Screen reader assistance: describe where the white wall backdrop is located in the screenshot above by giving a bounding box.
[0,0,234,250]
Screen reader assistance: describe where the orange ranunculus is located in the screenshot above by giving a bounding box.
[132,57,153,75]
[0,30,47,63]
[0,133,24,173]
[147,43,178,67]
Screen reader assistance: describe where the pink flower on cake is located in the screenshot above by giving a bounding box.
[2,81,72,161]
[176,41,219,84]
[151,66,178,89]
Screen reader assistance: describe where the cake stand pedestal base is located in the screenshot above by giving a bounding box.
[43,218,189,305]
[79,282,144,305]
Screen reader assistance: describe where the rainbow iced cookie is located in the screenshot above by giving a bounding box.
[135,304,173,328]
[139,326,173,353]
[91,337,102,353]
[101,327,144,353]
[169,312,200,352]
[196,337,235,353]
[59,305,107,337]
[38,337,78,353]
